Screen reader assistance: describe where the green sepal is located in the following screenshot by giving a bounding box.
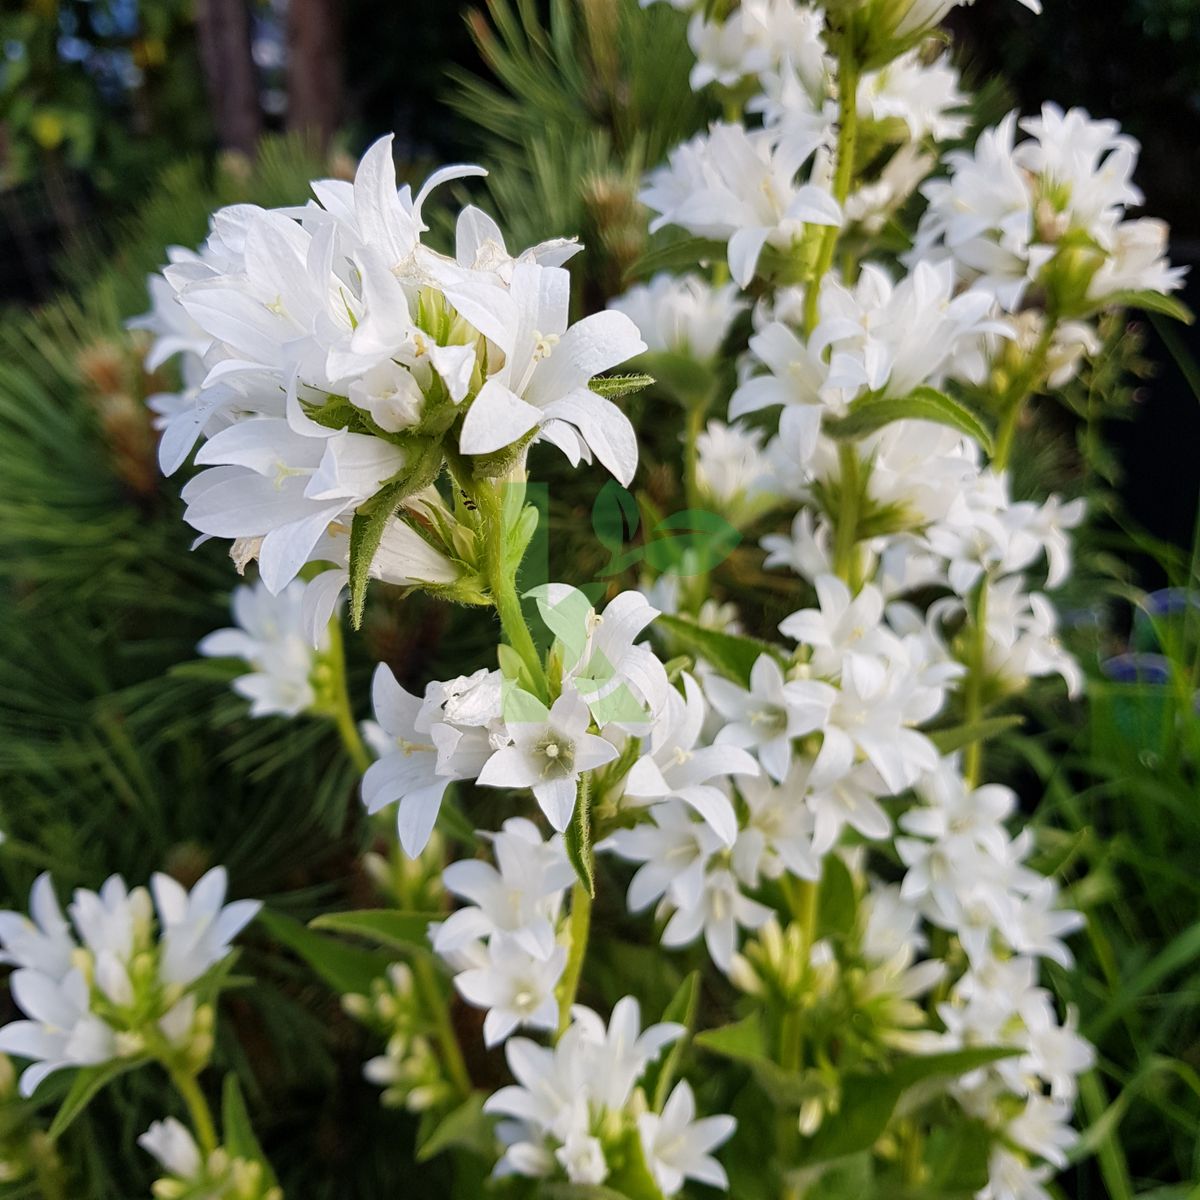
[589,372,656,401]
[347,441,445,629]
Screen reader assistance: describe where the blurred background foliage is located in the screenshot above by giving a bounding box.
[0,0,1198,1196]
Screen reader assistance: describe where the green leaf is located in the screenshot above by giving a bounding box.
[257,909,392,996]
[626,236,729,281]
[798,1047,1019,1165]
[888,1046,1019,1090]
[1105,289,1194,324]
[564,774,595,896]
[589,373,656,400]
[925,1118,993,1194]
[642,509,741,576]
[825,388,993,454]
[647,970,701,1111]
[415,1091,496,1163]
[929,714,1024,754]
[48,1057,149,1140]
[221,1074,279,1186]
[816,855,858,940]
[656,614,782,688]
[308,909,441,955]
[604,1123,668,1200]
[695,1012,770,1065]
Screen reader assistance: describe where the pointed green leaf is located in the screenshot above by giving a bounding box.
[415,1091,496,1162]
[825,387,993,453]
[627,236,729,281]
[695,1012,770,1065]
[929,714,1024,754]
[221,1074,278,1186]
[656,614,783,688]
[647,970,701,1111]
[308,909,441,955]
[1105,289,1194,324]
[48,1057,149,1140]
[257,909,391,996]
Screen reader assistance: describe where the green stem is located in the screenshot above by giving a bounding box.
[29,1132,67,1200]
[832,443,862,589]
[324,618,371,774]
[803,45,860,336]
[168,1066,218,1157]
[962,583,989,787]
[682,397,712,615]
[476,478,546,696]
[556,881,593,1036]
[993,319,1057,471]
[413,956,473,1099]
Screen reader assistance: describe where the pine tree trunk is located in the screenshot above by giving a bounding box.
[286,0,342,150]
[195,0,262,156]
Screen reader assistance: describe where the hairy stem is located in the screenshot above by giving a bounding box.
[477,477,546,696]
[804,44,860,336]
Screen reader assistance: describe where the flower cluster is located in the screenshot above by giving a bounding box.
[135,136,646,602]
[486,997,734,1196]
[116,1,1190,1196]
[0,869,258,1095]
[433,818,575,1046]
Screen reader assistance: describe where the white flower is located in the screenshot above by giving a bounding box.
[979,1146,1053,1200]
[477,686,619,830]
[484,997,684,1182]
[454,932,567,1045]
[0,968,119,1095]
[531,586,669,731]
[362,664,506,856]
[0,874,76,980]
[641,123,841,287]
[1088,217,1186,300]
[662,867,772,971]
[139,1117,203,1180]
[183,418,406,593]
[601,802,722,918]
[624,673,759,845]
[199,578,329,717]
[0,869,257,1095]
[706,655,834,782]
[456,268,647,484]
[733,767,821,882]
[608,273,742,361]
[694,420,778,526]
[1006,1094,1077,1169]
[639,1079,736,1195]
[151,866,261,987]
[434,818,574,960]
